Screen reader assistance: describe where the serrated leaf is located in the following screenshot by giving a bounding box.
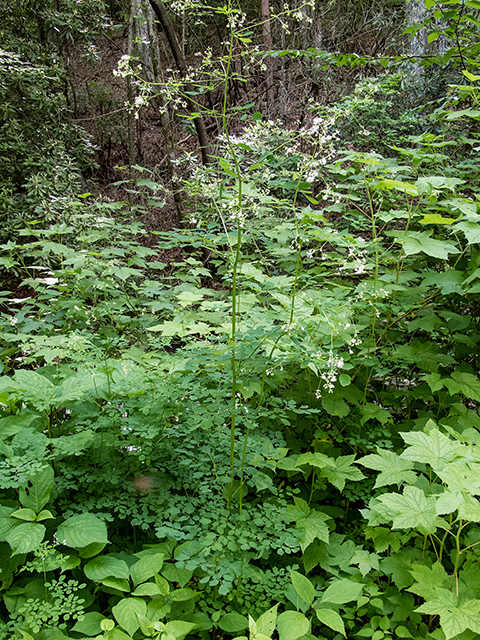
[14,370,55,402]
[415,589,480,639]
[320,579,363,605]
[6,522,45,555]
[458,493,480,522]
[361,403,392,425]
[394,230,459,259]
[277,611,309,640]
[132,582,162,596]
[256,604,278,637]
[19,465,54,512]
[84,556,130,581]
[455,221,480,244]
[130,553,164,586]
[170,587,197,601]
[11,508,36,522]
[375,486,445,534]
[218,612,248,632]
[360,449,417,488]
[315,608,345,635]
[295,452,335,469]
[400,427,465,469]
[166,620,197,640]
[408,562,450,600]
[294,509,330,552]
[112,598,147,636]
[444,371,480,402]
[56,512,109,549]
[350,549,380,577]
[101,577,131,591]
[320,455,365,491]
[435,489,463,515]
[0,506,17,540]
[290,571,315,607]
[71,611,105,636]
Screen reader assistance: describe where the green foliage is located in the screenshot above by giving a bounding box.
[1,2,480,640]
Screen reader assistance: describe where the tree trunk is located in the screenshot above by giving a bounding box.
[261,0,274,112]
[149,0,212,165]
[407,0,427,77]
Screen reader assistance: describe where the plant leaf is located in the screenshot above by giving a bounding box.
[56,512,109,549]
[315,608,345,635]
[112,597,147,636]
[360,449,417,488]
[6,522,45,555]
[277,611,309,640]
[290,571,315,607]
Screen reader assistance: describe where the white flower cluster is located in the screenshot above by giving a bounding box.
[315,352,345,397]
[113,54,133,78]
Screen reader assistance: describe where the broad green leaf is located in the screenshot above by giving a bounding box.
[165,620,198,640]
[350,549,380,577]
[170,587,197,602]
[112,597,147,636]
[361,403,392,425]
[256,604,278,637]
[320,579,363,605]
[444,371,480,402]
[394,230,459,259]
[296,452,335,469]
[463,69,480,81]
[445,108,480,120]
[176,290,205,307]
[137,178,162,190]
[420,213,455,225]
[19,465,54,512]
[110,628,133,640]
[84,556,130,581]
[296,509,330,552]
[315,608,345,635]
[290,571,315,606]
[458,493,480,522]
[14,370,55,402]
[375,179,418,195]
[436,462,480,495]
[408,563,449,600]
[51,430,96,457]
[360,449,417,488]
[277,611,309,640]
[132,583,162,596]
[147,321,186,336]
[6,522,45,555]
[79,542,108,558]
[11,508,36,522]
[0,506,17,540]
[415,588,480,639]
[424,372,444,393]
[435,489,463,516]
[375,486,445,534]
[162,563,193,587]
[455,221,480,244]
[320,455,365,491]
[218,612,249,632]
[392,340,456,373]
[71,612,105,636]
[56,512,109,549]
[130,553,164,586]
[400,427,466,469]
[101,577,131,591]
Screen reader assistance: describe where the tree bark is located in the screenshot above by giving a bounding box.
[261,0,274,112]
[149,0,212,165]
[407,0,427,77]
